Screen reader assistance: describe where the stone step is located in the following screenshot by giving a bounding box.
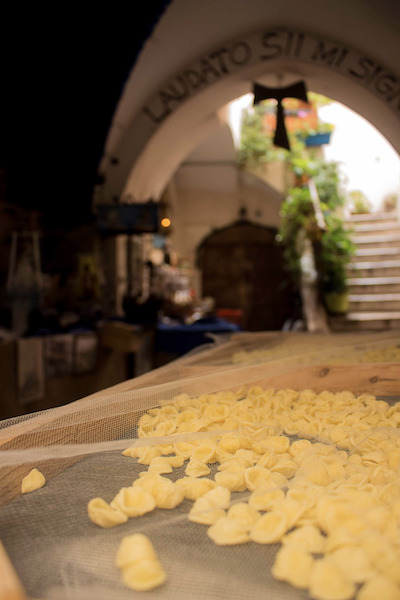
[347,276,400,294]
[354,247,400,261]
[335,213,400,331]
[348,293,400,312]
[347,311,400,321]
[346,211,398,223]
[351,222,400,234]
[352,233,400,247]
[329,314,400,332]
[348,259,400,278]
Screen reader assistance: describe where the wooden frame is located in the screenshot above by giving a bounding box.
[1,330,399,600]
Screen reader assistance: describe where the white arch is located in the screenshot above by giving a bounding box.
[97,11,400,204]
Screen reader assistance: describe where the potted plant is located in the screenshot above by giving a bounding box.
[301,123,335,147]
[278,159,355,315]
[318,213,355,314]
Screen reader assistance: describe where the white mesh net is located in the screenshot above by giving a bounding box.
[1,331,399,600]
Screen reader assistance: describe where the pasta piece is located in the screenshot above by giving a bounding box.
[116,533,157,568]
[193,485,231,510]
[110,486,156,517]
[324,529,360,554]
[202,403,230,423]
[256,450,279,469]
[21,468,45,494]
[309,558,356,600]
[87,497,128,528]
[286,486,318,509]
[188,486,231,525]
[270,472,289,487]
[357,575,400,600]
[173,441,196,459]
[361,537,400,585]
[152,419,176,436]
[218,457,248,472]
[133,472,166,494]
[185,458,210,477]
[159,444,175,456]
[283,420,304,436]
[164,454,185,468]
[122,445,161,464]
[301,456,345,487]
[249,510,288,544]
[263,435,290,453]
[188,506,226,525]
[289,439,314,460]
[214,469,247,492]
[282,524,326,554]
[175,409,200,426]
[329,546,374,583]
[192,439,217,463]
[277,498,308,529]
[207,516,250,545]
[244,466,275,491]
[316,498,365,536]
[271,458,297,479]
[158,405,179,419]
[271,544,314,589]
[227,503,260,530]
[248,487,285,511]
[148,457,173,474]
[175,476,216,501]
[237,435,254,451]
[234,449,257,467]
[134,473,184,509]
[217,434,241,454]
[152,479,184,510]
[122,559,167,591]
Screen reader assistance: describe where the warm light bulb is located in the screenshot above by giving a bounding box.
[161,217,171,228]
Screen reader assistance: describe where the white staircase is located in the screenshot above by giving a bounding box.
[330,211,400,331]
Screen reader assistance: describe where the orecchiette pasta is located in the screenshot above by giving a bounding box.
[21,468,45,494]
[214,468,247,492]
[271,544,314,589]
[83,385,399,598]
[87,497,128,528]
[116,534,167,591]
[282,524,326,554]
[175,476,216,500]
[227,503,260,529]
[248,487,285,511]
[207,516,250,545]
[188,486,231,525]
[185,458,210,477]
[309,558,356,600]
[110,486,156,517]
[357,575,400,600]
[115,533,157,568]
[249,510,288,544]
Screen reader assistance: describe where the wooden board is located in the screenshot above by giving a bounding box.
[1,357,399,600]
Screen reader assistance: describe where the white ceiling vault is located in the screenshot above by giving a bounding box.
[96,0,400,206]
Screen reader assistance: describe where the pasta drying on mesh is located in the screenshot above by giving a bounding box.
[80,385,400,599]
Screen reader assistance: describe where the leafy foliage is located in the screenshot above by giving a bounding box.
[236,109,286,168]
[278,158,355,294]
[236,93,354,297]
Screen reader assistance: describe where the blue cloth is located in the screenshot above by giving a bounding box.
[156,317,240,356]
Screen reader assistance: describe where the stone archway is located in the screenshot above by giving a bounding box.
[97,27,400,205]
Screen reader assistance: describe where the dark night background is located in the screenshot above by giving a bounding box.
[1,3,171,228]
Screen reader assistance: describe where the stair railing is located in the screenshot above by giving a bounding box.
[307,178,326,232]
